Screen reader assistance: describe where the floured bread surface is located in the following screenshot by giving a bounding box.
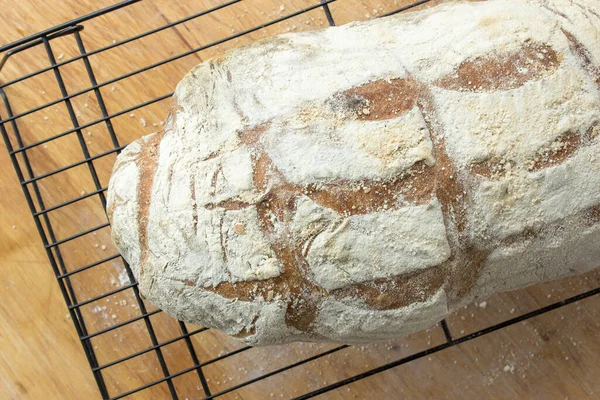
[107,0,600,345]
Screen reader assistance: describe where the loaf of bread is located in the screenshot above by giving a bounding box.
[107,0,600,345]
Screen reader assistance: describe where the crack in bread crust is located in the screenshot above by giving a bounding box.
[435,42,562,92]
[341,78,420,121]
[199,75,470,335]
[500,204,600,252]
[198,75,485,336]
[413,79,491,304]
[562,29,599,84]
[199,142,328,332]
[465,31,600,181]
[136,131,164,275]
[586,205,600,227]
[469,132,590,179]
[528,134,583,171]
[330,266,445,310]
[304,160,436,215]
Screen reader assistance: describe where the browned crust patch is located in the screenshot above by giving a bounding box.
[413,80,490,303]
[562,29,600,92]
[501,227,538,247]
[584,205,600,227]
[106,190,119,226]
[469,157,510,179]
[204,199,255,211]
[528,134,582,171]
[202,188,327,333]
[252,150,278,192]
[239,123,270,145]
[136,131,165,275]
[231,316,259,338]
[435,42,562,92]
[341,78,420,120]
[198,150,327,332]
[541,4,570,21]
[304,161,436,215]
[431,137,469,237]
[469,130,589,180]
[331,266,445,310]
[562,30,596,75]
[501,204,600,247]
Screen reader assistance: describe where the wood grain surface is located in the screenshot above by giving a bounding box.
[0,1,599,399]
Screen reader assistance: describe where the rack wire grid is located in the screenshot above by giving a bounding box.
[1,0,600,399]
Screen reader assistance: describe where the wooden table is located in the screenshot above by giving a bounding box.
[1,1,599,399]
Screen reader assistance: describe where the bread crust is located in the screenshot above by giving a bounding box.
[107,0,600,345]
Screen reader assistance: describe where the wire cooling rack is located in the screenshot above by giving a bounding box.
[1,0,600,399]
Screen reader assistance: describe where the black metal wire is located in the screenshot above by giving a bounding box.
[0,0,241,88]
[294,286,600,399]
[67,282,138,310]
[73,31,122,153]
[178,321,212,397]
[381,0,432,17]
[0,25,84,73]
[33,186,109,217]
[93,326,209,371]
[56,253,121,280]
[203,346,349,400]
[24,146,122,184]
[0,76,110,399]
[1,1,599,399]
[440,319,453,342]
[111,344,348,400]
[10,93,172,155]
[45,222,111,249]
[2,0,339,138]
[320,0,337,26]
[80,309,163,341]
[0,1,140,53]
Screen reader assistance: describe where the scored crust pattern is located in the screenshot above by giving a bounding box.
[108,0,600,344]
